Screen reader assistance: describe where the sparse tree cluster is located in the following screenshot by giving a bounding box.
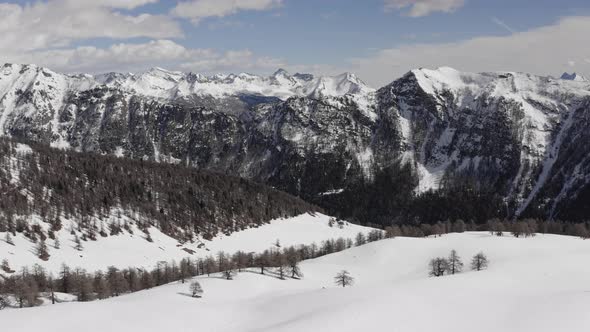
[428,250,488,277]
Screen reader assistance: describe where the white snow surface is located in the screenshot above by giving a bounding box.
[3,232,590,331]
[96,67,374,101]
[0,212,373,275]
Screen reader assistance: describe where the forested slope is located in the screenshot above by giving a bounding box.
[0,138,320,242]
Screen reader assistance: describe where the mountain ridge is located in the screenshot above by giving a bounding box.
[1,63,590,224]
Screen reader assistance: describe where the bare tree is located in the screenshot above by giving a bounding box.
[334,270,354,287]
[355,232,366,246]
[446,250,463,275]
[190,281,203,298]
[15,276,39,308]
[94,272,111,299]
[179,258,189,284]
[204,256,216,277]
[470,252,489,271]
[274,252,288,280]
[217,252,236,280]
[47,275,56,304]
[429,257,448,277]
[285,247,303,279]
[221,268,236,280]
[255,250,270,275]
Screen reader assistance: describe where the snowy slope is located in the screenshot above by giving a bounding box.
[3,232,590,331]
[405,67,590,192]
[0,213,374,275]
[390,67,590,218]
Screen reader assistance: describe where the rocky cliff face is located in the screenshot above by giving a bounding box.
[1,63,589,223]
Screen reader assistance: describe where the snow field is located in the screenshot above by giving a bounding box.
[3,232,590,332]
[0,212,373,274]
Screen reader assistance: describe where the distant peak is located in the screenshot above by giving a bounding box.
[146,67,182,76]
[560,72,587,82]
[272,68,290,77]
[293,73,314,81]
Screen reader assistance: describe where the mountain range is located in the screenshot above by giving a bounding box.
[1,63,589,224]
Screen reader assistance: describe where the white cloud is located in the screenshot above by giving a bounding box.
[62,0,159,10]
[384,0,466,17]
[180,49,286,72]
[5,39,286,75]
[0,1,182,52]
[348,16,590,86]
[171,0,282,24]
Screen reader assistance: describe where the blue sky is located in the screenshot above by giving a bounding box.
[2,0,590,86]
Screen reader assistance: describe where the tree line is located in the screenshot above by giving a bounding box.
[0,230,387,309]
[381,218,590,239]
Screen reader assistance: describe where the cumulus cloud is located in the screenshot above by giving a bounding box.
[171,0,282,24]
[0,0,182,51]
[180,49,286,72]
[5,39,286,75]
[348,16,590,86]
[384,0,466,17]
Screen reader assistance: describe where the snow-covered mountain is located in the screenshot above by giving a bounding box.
[1,63,590,223]
[560,72,588,82]
[94,66,373,101]
[390,67,590,218]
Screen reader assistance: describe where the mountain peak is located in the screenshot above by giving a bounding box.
[560,72,587,82]
[272,68,290,77]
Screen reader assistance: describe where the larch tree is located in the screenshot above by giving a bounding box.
[285,247,303,279]
[429,257,448,277]
[334,270,354,287]
[355,232,366,246]
[446,250,463,275]
[190,281,203,298]
[471,252,489,271]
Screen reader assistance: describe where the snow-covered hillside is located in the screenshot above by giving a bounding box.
[0,213,373,274]
[3,232,590,331]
